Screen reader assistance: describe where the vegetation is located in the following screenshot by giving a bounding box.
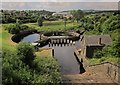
[1,10,54,23]
[1,26,16,51]
[3,19,30,34]
[25,20,80,32]
[16,42,35,67]
[1,25,61,84]
[37,16,44,27]
[1,9,119,84]
[2,43,61,84]
[84,12,120,64]
[71,9,84,23]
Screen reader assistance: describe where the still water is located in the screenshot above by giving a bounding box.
[21,33,40,43]
[22,34,80,75]
[43,43,80,75]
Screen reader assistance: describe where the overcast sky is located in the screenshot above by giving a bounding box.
[1,1,119,12]
[1,0,120,2]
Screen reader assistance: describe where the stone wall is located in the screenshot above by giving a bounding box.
[74,50,119,84]
[87,62,120,84]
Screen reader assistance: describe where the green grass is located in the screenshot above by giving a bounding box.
[0,24,16,51]
[88,56,119,65]
[24,20,79,32]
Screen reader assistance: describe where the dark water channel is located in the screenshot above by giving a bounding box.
[22,34,81,75]
[43,45,80,75]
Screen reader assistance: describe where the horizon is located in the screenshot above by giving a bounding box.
[1,2,119,12]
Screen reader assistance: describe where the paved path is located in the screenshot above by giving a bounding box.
[62,69,114,83]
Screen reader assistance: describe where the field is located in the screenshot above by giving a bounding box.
[24,20,80,32]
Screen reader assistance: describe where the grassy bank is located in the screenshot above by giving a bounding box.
[0,25,16,51]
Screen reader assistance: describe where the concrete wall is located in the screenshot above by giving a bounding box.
[87,62,120,84]
[86,46,103,58]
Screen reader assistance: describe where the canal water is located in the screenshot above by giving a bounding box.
[43,44,80,75]
[21,34,80,75]
[21,33,40,43]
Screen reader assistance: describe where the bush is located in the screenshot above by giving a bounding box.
[6,24,19,34]
[2,47,61,84]
[93,49,104,58]
[109,20,120,31]
[5,20,30,34]
[20,25,29,30]
[33,56,61,83]
[2,49,34,84]
[16,42,35,66]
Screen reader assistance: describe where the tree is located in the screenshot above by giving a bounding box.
[37,16,43,27]
[6,24,18,34]
[2,47,61,84]
[16,42,35,66]
[110,33,120,57]
[71,10,84,23]
[64,18,67,30]
[2,48,33,84]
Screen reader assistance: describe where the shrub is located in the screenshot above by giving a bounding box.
[2,49,33,84]
[2,48,61,84]
[20,25,29,30]
[93,49,104,58]
[16,42,35,66]
[6,24,19,34]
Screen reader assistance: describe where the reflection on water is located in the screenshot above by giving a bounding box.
[21,33,40,43]
[43,43,80,75]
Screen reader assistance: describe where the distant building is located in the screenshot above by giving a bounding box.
[80,35,112,58]
[52,12,73,19]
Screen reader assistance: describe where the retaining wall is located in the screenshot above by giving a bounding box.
[87,62,120,84]
[74,51,120,84]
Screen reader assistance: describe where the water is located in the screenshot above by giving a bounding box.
[21,34,81,75]
[54,46,80,74]
[21,33,40,43]
[43,44,80,75]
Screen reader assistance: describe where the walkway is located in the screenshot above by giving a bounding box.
[62,70,114,83]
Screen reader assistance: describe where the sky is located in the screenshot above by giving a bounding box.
[1,0,119,12]
[1,0,120,2]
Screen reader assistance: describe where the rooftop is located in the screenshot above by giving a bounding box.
[84,35,112,46]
